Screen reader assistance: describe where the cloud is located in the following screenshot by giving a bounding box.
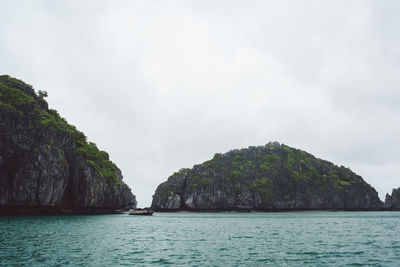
[1,0,399,205]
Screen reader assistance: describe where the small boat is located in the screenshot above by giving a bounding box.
[129,208,154,216]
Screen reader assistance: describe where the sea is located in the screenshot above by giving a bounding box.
[0,211,399,266]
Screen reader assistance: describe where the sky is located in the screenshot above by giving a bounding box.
[1,0,399,206]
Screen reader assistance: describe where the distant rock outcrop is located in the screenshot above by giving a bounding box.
[384,188,400,210]
[152,142,383,211]
[0,75,136,214]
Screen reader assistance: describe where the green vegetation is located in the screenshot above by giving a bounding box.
[202,160,217,168]
[260,154,280,175]
[0,78,35,113]
[167,186,178,193]
[173,142,362,198]
[192,175,213,186]
[154,142,382,211]
[228,170,241,181]
[213,153,222,159]
[75,142,119,185]
[0,75,32,89]
[199,177,213,185]
[38,90,48,98]
[284,145,324,185]
[170,168,191,179]
[0,75,119,185]
[249,177,273,201]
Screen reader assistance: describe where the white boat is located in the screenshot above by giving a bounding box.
[129,208,154,216]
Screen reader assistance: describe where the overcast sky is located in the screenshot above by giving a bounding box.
[1,0,399,206]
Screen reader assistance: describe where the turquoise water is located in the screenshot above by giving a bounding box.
[1,212,399,266]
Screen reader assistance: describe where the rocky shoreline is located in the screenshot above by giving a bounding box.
[1,206,399,215]
[152,208,399,212]
[0,206,129,215]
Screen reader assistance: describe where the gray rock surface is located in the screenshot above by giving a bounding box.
[152,142,383,211]
[0,75,136,214]
[384,188,400,209]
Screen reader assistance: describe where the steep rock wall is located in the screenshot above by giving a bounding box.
[384,188,400,209]
[0,75,136,214]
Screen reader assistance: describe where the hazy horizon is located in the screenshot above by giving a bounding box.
[1,0,399,206]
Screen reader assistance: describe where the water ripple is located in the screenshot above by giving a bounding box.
[0,211,399,266]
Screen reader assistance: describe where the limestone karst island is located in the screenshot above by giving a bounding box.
[0,75,136,214]
[152,142,386,211]
[0,75,399,214]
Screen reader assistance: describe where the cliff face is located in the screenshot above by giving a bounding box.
[152,142,382,211]
[384,188,400,209]
[0,75,136,214]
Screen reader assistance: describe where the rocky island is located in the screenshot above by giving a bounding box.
[152,142,383,211]
[384,188,400,210]
[0,75,136,214]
